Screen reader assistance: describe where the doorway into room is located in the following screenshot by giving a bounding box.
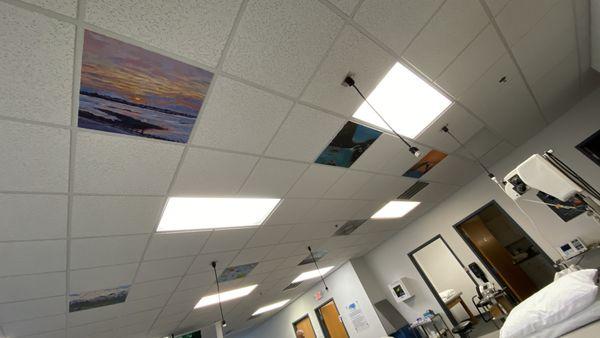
[293,314,317,338]
[315,299,350,338]
[454,201,555,302]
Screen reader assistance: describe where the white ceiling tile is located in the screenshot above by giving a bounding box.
[404,0,488,79]
[421,155,481,185]
[278,254,306,268]
[2,313,65,337]
[481,141,516,167]
[249,259,285,275]
[231,246,273,266]
[0,296,65,324]
[245,226,292,248]
[0,2,74,125]
[0,272,65,303]
[0,240,66,277]
[177,272,213,292]
[70,235,149,270]
[511,0,576,83]
[188,251,238,275]
[416,104,484,153]
[127,277,180,301]
[352,174,415,200]
[116,308,161,328]
[239,158,308,197]
[324,170,373,199]
[71,195,164,237]
[531,50,580,122]
[0,194,67,241]
[171,147,258,196]
[265,104,345,162]
[354,0,444,55]
[484,0,510,16]
[144,232,211,261]
[281,222,338,243]
[460,55,545,144]
[307,199,358,222]
[574,0,591,74]
[85,0,243,66]
[192,77,293,154]
[494,0,560,46]
[455,128,502,158]
[263,242,304,261]
[22,0,77,16]
[410,181,460,204]
[301,26,396,117]
[120,294,170,315]
[74,132,184,195]
[223,0,344,96]
[0,121,69,192]
[286,164,346,198]
[351,200,387,219]
[21,329,66,338]
[379,144,430,176]
[201,228,256,254]
[355,218,408,234]
[435,25,505,98]
[70,263,137,293]
[135,256,194,283]
[329,0,360,14]
[264,198,319,225]
[68,306,119,329]
[351,134,421,173]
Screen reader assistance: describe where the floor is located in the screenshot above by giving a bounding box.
[469,317,501,338]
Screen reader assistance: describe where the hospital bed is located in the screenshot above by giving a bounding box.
[499,269,600,338]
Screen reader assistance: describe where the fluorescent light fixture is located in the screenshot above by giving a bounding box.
[194,285,258,309]
[157,197,280,232]
[353,62,452,138]
[252,299,290,316]
[371,201,421,219]
[292,266,334,283]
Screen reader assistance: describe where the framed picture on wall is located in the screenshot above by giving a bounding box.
[575,128,600,166]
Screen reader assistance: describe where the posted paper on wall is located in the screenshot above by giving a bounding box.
[346,301,369,332]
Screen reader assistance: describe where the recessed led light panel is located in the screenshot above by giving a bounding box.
[353,62,452,138]
[194,285,258,309]
[371,201,421,219]
[157,197,280,232]
[291,266,334,283]
[252,299,290,316]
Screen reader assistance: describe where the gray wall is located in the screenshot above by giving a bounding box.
[363,88,600,324]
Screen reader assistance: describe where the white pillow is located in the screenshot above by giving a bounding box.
[500,269,598,338]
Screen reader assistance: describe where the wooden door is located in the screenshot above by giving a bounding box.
[293,315,317,338]
[460,216,537,301]
[318,300,349,338]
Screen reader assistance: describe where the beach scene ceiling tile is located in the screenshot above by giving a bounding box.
[315,121,382,168]
[78,30,213,143]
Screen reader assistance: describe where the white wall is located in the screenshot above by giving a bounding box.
[363,88,600,325]
[232,261,388,338]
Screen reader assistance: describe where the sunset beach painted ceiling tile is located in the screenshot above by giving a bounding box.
[78,30,214,143]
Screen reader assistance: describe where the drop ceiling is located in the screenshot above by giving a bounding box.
[0,0,597,337]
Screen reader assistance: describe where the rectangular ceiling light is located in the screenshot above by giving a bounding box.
[292,266,334,284]
[353,62,452,138]
[157,197,280,232]
[252,299,290,316]
[371,201,421,219]
[194,285,258,309]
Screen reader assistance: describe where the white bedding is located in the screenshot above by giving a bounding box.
[527,295,600,338]
[500,269,599,338]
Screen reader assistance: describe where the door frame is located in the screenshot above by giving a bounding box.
[314,298,350,338]
[408,234,477,326]
[292,313,317,338]
[452,200,555,302]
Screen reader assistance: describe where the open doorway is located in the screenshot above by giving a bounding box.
[315,299,349,338]
[454,201,555,302]
[409,235,501,337]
